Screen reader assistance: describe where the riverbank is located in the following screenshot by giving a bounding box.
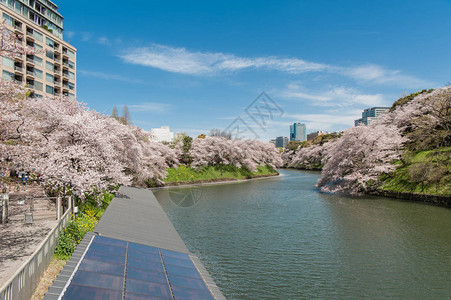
[281,166,451,207]
[370,190,451,207]
[158,165,279,187]
[164,172,279,187]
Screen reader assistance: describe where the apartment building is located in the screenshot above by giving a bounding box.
[354,107,390,126]
[0,0,76,99]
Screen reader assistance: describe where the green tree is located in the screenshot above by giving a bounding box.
[174,133,193,164]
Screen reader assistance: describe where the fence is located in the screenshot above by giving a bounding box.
[0,200,72,300]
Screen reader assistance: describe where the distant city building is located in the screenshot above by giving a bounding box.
[355,107,390,126]
[269,139,276,146]
[290,123,306,142]
[307,131,327,141]
[151,126,174,142]
[275,136,288,148]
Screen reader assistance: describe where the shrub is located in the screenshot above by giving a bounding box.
[54,212,98,259]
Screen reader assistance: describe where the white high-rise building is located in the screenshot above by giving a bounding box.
[290,123,306,142]
[151,126,174,142]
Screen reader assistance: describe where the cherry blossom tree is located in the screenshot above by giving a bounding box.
[315,87,451,195]
[316,122,405,195]
[190,136,282,171]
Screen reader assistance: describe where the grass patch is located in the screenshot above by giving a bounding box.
[31,257,66,300]
[164,164,277,183]
[381,147,451,195]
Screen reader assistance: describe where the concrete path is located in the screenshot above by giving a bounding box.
[95,186,189,253]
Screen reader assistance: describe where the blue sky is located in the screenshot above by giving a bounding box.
[60,0,451,140]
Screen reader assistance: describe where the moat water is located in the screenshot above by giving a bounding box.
[154,169,451,299]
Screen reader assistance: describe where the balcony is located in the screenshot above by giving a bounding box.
[14,24,22,32]
[26,57,34,63]
[62,72,69,79]
[14,66,23,73]
[26,70,34,77]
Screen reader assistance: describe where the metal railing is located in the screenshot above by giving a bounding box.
[0,197,72,300]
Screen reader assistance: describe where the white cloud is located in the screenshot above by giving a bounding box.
[119,44,328,75]
[97,37,111,46]
[127,102,171,113]
[339,64,432,87]
[119,44,432,88]
[78,70,142,84]
[281,85,388,107]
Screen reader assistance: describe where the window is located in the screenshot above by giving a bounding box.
[68,71,75,80]
[15,1,22,14]
[34,56,43,66]
[46,85,54,94]
[2,56,14,68]
[46,50,54,59]
[45,37,54,48]
[34,68,43,79]
[68,92,75,100]
[2,70,13,81]
[34,81,43,91]
[46,73,54,82]
[2,13,13,26]
[33,30,43,42]
[46,61,53,71]
[34,43,43,51]
[67,49,75,59]
[68,81,75,90]
[68,60,75,69]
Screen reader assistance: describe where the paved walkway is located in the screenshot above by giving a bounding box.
[0,185,57,287]
[95,186,189,253]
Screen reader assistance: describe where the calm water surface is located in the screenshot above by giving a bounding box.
[154,169,451,299]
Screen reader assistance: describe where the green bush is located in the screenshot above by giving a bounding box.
[54,211,98,259]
